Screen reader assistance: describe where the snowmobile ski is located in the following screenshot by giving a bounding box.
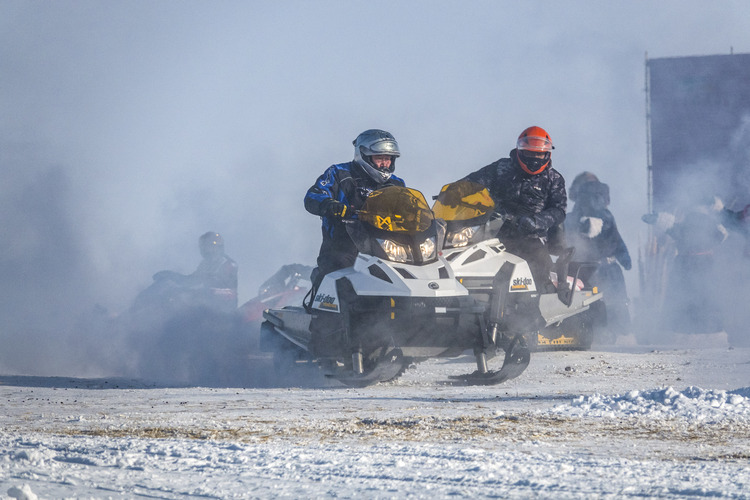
[448,336,531,386]
[326,348,408,387]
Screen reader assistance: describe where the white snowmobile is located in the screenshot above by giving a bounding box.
[260,186,530,387]
[432,181,603,351]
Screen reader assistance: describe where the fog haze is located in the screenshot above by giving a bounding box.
[2,0,749,376]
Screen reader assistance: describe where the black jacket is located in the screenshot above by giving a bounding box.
[566,206,631,268]
[462,150,567,240]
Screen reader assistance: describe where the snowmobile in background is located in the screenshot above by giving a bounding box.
[260,186,530,387]
[108,270,245,386]
[239,264,314,324]
[237,263,314,356]
[432,181,603,351]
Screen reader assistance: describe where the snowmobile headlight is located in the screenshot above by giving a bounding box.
[377,238,413,263]
[419,236,436,261]
[445,226,479,248]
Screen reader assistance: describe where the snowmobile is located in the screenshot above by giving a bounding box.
[260,186,531,387]
[237,264,314,357]
[239,264,314,324]
[94,270,246,386]
[432,181,603,351]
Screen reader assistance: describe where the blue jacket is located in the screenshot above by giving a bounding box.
[305,161,405,240]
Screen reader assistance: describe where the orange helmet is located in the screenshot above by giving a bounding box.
[516,126,554,175]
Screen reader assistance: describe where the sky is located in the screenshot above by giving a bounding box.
[1,0,750,375]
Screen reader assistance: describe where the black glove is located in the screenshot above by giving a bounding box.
[517,216,541,235]
[618,253,632,271]
[641,213,658,225]
[321,199,350,219]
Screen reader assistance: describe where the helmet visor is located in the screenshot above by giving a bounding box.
[368,139,400,156]
[517,135,554,153]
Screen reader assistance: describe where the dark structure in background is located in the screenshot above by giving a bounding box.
[641,52,750,342]
[647,52,750,211]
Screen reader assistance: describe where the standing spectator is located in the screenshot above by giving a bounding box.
[566,173,632,341]
[642,195,728,335]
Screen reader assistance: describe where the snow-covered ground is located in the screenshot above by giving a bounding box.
[2,343,750,499]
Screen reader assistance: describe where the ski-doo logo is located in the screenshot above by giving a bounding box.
[314,293,338,311]
[375,216,393,231]
[511,277,533,290]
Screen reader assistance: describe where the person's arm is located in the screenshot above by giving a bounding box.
[542,173,568,225]
[610,216,632,270]
[517,174,567,236]
[461,162,498,193]
[305,166,338,215]
[304,166,349,218]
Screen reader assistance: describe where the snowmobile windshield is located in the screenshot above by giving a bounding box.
[432,181,495,222]
[358,186,434,234]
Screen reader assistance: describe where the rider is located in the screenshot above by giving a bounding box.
[149,231,239,312]
[304,129,406,287]
[459,126,567,291]
[304,129,405,356]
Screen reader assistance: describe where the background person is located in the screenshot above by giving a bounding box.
[565,173,632,341]
[138,231,239,314]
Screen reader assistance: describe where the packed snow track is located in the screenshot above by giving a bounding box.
[2,346,749,499]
